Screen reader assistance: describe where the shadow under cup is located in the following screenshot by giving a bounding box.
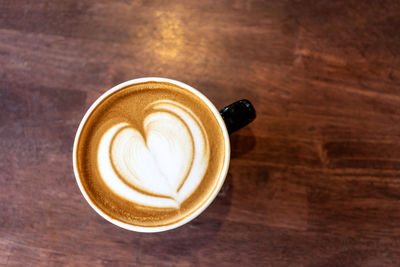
[73,78,255,232]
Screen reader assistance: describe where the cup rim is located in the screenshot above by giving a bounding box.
[72,77,231,232]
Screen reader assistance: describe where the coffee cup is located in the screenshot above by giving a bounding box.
[73,77,255,232]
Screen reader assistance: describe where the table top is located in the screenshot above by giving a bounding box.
[2,0,400,266]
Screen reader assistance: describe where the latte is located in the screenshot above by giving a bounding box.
[74,80,229,229]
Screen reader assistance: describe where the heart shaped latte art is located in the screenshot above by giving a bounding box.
[97,100,210,208]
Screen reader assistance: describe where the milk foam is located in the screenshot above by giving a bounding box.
[97,100,210,208]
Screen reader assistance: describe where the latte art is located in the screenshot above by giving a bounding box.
[98,100,210,208]
[74,80,228,229]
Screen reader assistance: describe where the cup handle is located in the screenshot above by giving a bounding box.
[219,99,256,134]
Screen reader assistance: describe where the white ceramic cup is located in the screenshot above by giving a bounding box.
[73,77,232,232]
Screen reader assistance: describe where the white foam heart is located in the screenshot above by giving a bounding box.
[97,100,209,208]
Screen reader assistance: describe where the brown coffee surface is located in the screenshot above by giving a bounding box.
[75,81,227,227]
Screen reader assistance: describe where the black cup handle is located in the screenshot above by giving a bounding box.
[219,99,256,134]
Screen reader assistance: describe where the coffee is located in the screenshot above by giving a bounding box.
[74,81,228,228]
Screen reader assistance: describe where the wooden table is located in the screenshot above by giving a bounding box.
[2,0,400,266]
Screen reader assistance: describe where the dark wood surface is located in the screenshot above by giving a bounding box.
[2,0,400,266]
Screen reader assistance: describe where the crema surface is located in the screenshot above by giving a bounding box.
[75,82,227,227]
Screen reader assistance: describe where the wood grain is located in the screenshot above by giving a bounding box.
[1,0,400,266]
